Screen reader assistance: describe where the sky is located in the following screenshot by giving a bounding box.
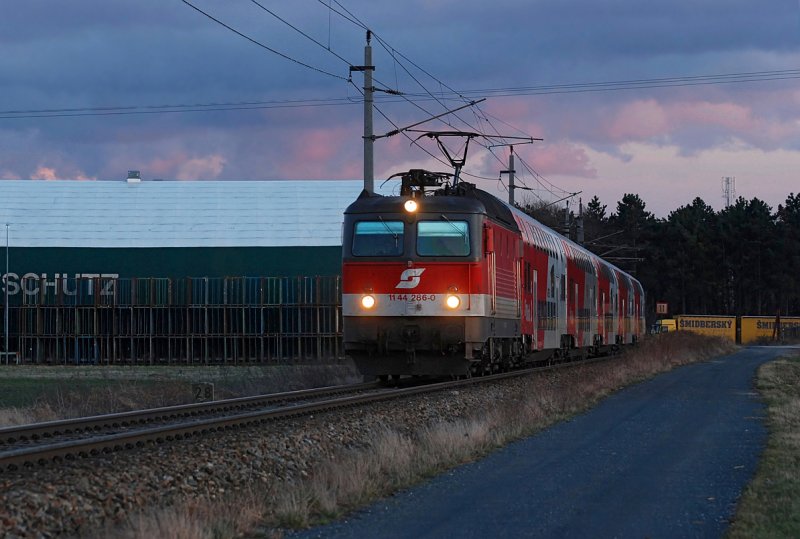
[1,0,800,217]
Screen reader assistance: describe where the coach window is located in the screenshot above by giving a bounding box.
[417,220,470,256]
[352,220,404,256]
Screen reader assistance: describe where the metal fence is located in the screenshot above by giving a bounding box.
[1,275,342,365]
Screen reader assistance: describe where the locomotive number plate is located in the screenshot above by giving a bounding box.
[389,294,437,301]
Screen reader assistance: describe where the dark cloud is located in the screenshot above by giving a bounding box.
[0,0,799,213]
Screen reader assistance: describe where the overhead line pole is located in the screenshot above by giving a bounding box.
[495,140,541,206]
[350,31,375,194]
[508,148,515,205]
[364,32,374,194]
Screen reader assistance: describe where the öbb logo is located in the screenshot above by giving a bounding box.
[396,268,425,289]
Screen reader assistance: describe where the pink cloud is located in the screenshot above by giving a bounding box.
[114,152,226,181]
[605,98,798,145]
[608,100,670,140]
[527,141,597,178]
[670,101,754,131]
[30,166,57,180]
[176,154,226,180]
[144,153,188,177]
[303,129,344,162]
[1,170,21,180]
[28,164,96,181]
[483,100,540,131]
[276,127,355,178]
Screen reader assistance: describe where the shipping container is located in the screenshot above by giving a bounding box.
[675,314,737,341]
[739,316,800,344]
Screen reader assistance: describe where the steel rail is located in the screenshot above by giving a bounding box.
[0,356,612,471]
[0,381,380,444]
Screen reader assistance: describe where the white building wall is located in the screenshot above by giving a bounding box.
[0,179,363,248]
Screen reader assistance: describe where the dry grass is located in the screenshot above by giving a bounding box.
[727,354,800,538]
[108,332,735,538]
[92,488,272,539]
[0,380,196,426]
[0,363,361,427]
[0,407,38,426]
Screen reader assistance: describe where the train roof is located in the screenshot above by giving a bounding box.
[0,179,362,248]
[345,183,520,232]
[345,181,641,289]
[506,202,642,288]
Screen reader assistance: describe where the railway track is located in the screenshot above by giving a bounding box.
[0,381,382,467]
[0,356,609,471]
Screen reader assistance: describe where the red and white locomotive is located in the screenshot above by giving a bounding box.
[342,169,645,377]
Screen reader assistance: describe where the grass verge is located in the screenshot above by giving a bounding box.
[0,364,360,427]
[727,354,800,538]
[105,332,736,538]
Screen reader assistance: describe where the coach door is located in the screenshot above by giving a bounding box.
[532,269,538,348]
[567,277,577,338]
[600,291,606,342]
[485,225,497,314]
[611,289,618,340]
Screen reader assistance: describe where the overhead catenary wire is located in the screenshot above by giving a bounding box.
[373,35,503,142]
[0,100,364,119]
[368,34,557,191]
[367,34,522,183]
[515,153,580,206]
[0,95,467,120]
[315,0,368,30]
[364,55,510,182]
[181,0,347,81]
[7,0,794,204]
[469,109,567,199]
[349,81,500,183]
[245,0,456,135]
[248,0,353,66]
[319,1,487,138]
[376,99,487,140]
[347,20,557,191]
[5,68,798,119]
[400,69,800,99]
[517,154,573,196]
[348,80,453,172]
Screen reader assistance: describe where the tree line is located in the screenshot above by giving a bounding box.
[520,192,800,321]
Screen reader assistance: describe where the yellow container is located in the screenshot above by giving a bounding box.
[740,316,800,344]
[654,319,677,332]
[676,315,736,341]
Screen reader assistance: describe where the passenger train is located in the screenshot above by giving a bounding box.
[342,169,645,377]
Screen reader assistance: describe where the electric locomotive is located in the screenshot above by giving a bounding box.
[342,169,644,378]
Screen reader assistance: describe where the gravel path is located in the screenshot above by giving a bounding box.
[294,347,779,539]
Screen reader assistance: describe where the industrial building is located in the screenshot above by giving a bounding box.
[0,178,362,280]
[0,178,364,364]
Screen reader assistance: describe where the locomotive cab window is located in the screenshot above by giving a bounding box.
[352,220,404,256]
[417,220,470,256]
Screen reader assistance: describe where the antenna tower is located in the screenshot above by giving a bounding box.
[722,176,736,207]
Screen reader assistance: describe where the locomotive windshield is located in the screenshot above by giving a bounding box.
[417,220,470,256]
[352,220,404,256]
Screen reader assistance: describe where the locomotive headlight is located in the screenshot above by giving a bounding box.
[361,295,376,309]
[446,294,461,309]
[404,199,418,213]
